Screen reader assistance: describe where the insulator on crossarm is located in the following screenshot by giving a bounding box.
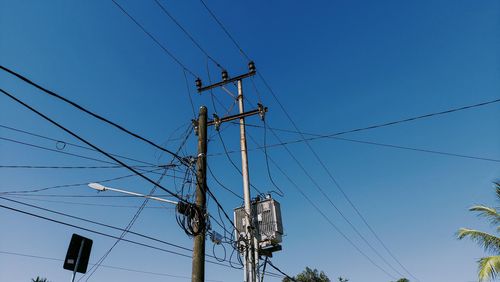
[195,78,202,90]
[248,61,256,73]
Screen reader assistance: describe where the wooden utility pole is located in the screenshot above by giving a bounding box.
[192,106,207,282]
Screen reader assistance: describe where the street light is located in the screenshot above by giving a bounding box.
[87,182,178,205]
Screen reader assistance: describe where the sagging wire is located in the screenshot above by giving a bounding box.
[262,119,285,197]
[216,130,263,195]
[207,162,242,199]
[183,69,197,118]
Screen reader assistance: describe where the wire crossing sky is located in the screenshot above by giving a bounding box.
[1,1,499,282]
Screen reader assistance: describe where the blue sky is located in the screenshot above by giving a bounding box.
[1,1,499,281]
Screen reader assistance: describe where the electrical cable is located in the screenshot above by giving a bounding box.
[0,136,115,166]
[267,259,296,282]
[0,66,189,167]
[262,119,285,196]
[0,250,225,282]
[183,69,197,118]
[0,203,242,270]
[0,167,165,195]
[81,168,170,281]
[194,6,493,278]
[0,135,184,176]
[239,97,500,150]
[207,163,243,199]
[0,88,184,201]
[333,136,500,164]
[265,121,407,278]
[198,0,252,62]
[244,101,405,278]
[206,186,236,228]
[212,128,500,165]
[0,196,241,266]
[258,140,398,279]
[0,193,176,198]
[153,0,224,70]
[2,195,172,210]
[216,130,263,195]
[0,164,158,169]
[83,123,194,280]
[0,124,162,166]
[238,123,500,164]
[108,1,197,77]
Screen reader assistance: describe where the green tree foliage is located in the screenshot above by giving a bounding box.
[393,279,409,282]
[31,277,49,282]
[457,182,500,281]
[338,277,349,282]
[282,267,330,282]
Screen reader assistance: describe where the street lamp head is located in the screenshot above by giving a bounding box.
[88,182,106,191]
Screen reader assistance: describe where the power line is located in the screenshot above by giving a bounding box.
[0,203,239,270]
[262,124,404,277]
[191,3,402,276]
[0,167,165,195]
[82,124,193,280]
[242,97,500,149]
[216,130,263,195]
[206,185,236,229]
[108,0,197,77]
[333,136,500,163]
[207,163,243,200]
[0,136,115,166]
[193,3,411,277]
[183,69,197,118]
[0,124,162,166]
[213,124,500,163]
[153,0,224,70]
[260,146,397,279]
[0,65,188,166]
[81,168,170,281]
[266,259,296,282]
[198,0,251,61]
[0,135,183,176]
[0,193,176,198]
[0,197,245,267]
[0,88,184,201]
[239,124,500,164]
[262,120,285,196]
[3,195,173,210]
[241,93,403,277]
[0,250,225,282]
[0,164,158,169]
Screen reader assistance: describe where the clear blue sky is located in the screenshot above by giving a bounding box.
[1,1,499,281]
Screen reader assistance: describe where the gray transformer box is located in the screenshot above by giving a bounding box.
[234,197,283,248]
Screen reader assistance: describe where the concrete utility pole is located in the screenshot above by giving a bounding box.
[192,106,207,282]
[237,79,257,282]
[196,62,266,282]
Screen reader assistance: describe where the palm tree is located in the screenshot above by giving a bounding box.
[457,182,500,281]
[31,277,49,282]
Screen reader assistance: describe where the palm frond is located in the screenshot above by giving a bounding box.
[470,205,500,225]
[457,228,500,254]
[495,182,500,202]
[478,256,500,281]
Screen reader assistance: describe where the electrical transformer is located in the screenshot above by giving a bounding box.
[234,196,283,248]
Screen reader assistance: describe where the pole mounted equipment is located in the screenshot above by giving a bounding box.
[195,62,267,282]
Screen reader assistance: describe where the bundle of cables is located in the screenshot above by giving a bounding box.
[176,201,207,236]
